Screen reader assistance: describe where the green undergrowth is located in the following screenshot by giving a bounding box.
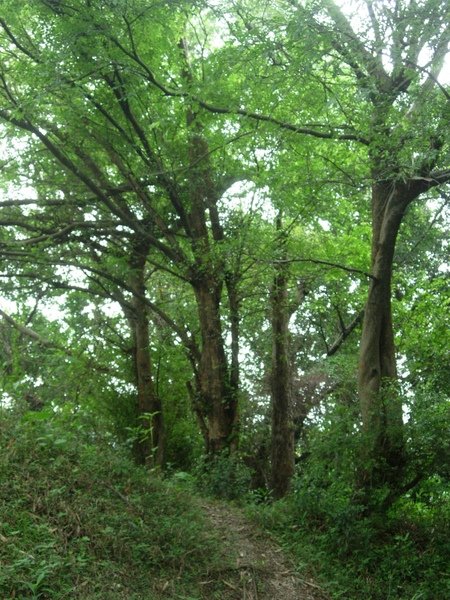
[242,390,450,600]
[0,407,232,600]
[248,479,450,600]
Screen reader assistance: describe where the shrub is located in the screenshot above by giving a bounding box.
[193,451,252,501]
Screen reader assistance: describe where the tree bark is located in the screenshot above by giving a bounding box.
[270,216,295,499]
[184,87,239,452]
[193,274,238,453]
[225,273,241,451]
[128,243,164,468]
[358,179,414,486]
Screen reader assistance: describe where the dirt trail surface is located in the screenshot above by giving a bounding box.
[199,501,328,600]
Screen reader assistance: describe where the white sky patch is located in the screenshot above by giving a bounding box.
[102,300,122,319]
[0,128,29,157]
[417,45,450,84]
[220,180,277,222]
[80,300,122,320]
[397,354,414,423]
[397,354,410,379]
[100,300,123,318]
[349,280,359,293]
[40,297,69,326]
[5,183,38,200]
[0,297,17,313]
[54,265,86,286]
[0,392,13,409]
[318,218,331,231]
[108,376,135,394]
[81,302,97,319]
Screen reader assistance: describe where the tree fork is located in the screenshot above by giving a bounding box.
[193,276,237,453]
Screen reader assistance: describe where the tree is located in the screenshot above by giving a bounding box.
[0,0,252,454]
[195,0,450,492]
[270,213,295,498]
[315,0,450,488]
[1,0,448,505]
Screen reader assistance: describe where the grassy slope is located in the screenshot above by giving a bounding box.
[2,407,449,600]
[248,486,450,600]
[0,409,229,600]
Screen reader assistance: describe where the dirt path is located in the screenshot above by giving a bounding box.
[199,500,328,600]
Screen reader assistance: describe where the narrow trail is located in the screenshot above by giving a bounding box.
[199,500,329,600]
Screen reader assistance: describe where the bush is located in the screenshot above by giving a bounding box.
[193,451,252,501]
[250,399,450,600]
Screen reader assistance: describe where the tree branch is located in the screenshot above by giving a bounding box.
[106,32,368,144]
[327,309,364,356]
[273,258,375,280]
[0,308,69,353]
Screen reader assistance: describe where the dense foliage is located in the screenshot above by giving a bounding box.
[250,395,450,599]
[0,0,449,597]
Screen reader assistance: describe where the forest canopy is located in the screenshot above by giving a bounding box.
[0,1,449,596]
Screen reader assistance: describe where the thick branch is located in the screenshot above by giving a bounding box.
[0,308,69,353]
[327,309,364,356]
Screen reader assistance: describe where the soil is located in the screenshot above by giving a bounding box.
[198,500,329,600]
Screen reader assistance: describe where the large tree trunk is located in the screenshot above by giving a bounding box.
[184,91,239,453]
[193,274,238,453]
[358,180,412,486]
[270,216,295,498]
[129,246,164,468]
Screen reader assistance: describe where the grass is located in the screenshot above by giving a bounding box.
[3,403,448,600]
[248,482,450,600]
[0,407,232,599]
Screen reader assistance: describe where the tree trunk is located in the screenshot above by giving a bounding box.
[225,273,241,451]
[193,274,237,453]
[358,180,411,486]
[270,216,295,499]
[129,245,164,468]
[184,99,239,453]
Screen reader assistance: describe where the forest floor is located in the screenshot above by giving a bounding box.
[3,408,447,599]
[197,499,329,600]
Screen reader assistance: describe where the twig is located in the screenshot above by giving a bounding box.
[222,579,239,591]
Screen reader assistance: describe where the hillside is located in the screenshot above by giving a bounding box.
[0,409,326,600]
